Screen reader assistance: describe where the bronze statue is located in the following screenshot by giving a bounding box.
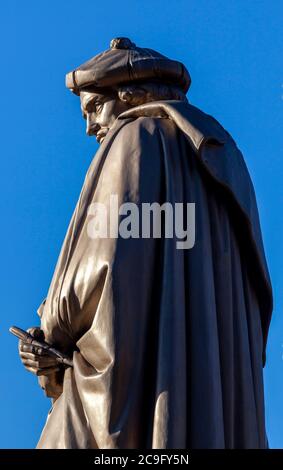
[18,37,272,448]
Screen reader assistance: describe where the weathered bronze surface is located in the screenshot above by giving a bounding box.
[18,37,272,448]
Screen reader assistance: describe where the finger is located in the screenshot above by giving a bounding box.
[25,366,60,376]
[20,352,59,365]
[19,352,56,362]
[22,359,48,368]
[20,356,59,368]
[19,341,35,354]
[20,343,48,355]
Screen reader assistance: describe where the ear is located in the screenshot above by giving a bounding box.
[118,89,133,103]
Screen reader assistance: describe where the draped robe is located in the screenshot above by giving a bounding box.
[36,100,272,449]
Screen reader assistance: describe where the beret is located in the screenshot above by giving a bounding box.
[66,37,191,95]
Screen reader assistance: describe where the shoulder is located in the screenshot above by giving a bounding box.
[105,117,167,188]
[187,103,238,148]
[113,116,171,154]
[117,115,164,136]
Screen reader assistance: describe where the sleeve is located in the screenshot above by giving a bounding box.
[39,117,164,355]
[37,299,46,319]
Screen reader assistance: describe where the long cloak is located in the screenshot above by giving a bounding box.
[36,100,272,449]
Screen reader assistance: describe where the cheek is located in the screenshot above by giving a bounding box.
[87,113,98,125]
[99,102,117,127]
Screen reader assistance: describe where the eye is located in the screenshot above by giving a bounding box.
[95,103,103,113]
[86,100,98,114]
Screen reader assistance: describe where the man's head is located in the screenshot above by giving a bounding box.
[79,89,130,143]
[80,82,188,143]
[69,37,191,143]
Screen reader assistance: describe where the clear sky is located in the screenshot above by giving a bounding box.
[0,0,282,448]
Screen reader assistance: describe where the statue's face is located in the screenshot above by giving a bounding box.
[80,90,129,144]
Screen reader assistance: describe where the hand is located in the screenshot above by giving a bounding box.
[18,327,60,376]
[19,327,64,400]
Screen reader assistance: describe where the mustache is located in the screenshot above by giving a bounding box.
[87,126,109,139]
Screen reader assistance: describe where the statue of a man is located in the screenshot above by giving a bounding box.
[19,37,272,448]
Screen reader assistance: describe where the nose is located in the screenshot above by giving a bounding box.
[86,114,100,136]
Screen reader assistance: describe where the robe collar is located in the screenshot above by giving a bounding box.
[118,100,226,152]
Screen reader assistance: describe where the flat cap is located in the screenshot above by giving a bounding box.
[66,37,191,95]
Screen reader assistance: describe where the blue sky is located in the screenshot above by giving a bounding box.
[0,0,282,448]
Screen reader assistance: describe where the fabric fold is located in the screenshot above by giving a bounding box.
[37,100,271,449]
